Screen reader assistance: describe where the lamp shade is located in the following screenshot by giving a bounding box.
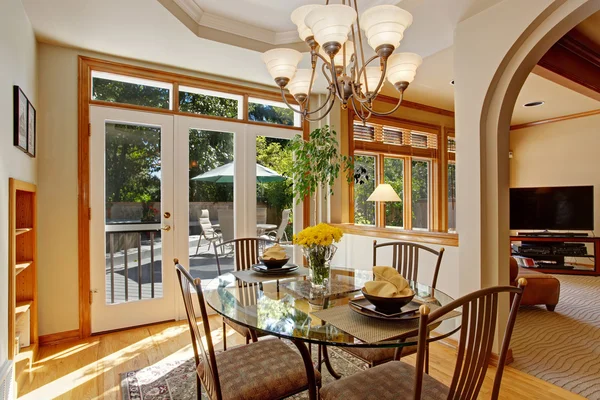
[305,4,356,48]
[286,69,313,98]
[360,5,413,51]
[291,4,324,41]
[386,52,423,85]
[319,40,355,67]
[261,48,303,83]
[367,184,401,202]
[360,66,384,94]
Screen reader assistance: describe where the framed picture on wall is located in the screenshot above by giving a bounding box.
[27,102,36,157]
[13,86,28,153]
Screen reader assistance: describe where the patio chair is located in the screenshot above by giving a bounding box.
[264,209,291,243]
[214,237,276,350]
[174,259,321,400]
[195,209,222,255]
[342,241,445,371]
[320,279,528,400]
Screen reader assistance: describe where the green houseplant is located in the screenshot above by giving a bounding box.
[289,125,354,222]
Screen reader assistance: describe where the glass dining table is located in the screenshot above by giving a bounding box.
[204,267,460,400]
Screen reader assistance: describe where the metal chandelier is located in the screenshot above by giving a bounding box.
[261,0,422,123]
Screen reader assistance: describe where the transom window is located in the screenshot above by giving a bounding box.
[92,71,173,110]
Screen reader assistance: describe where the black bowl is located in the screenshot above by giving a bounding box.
[361,287,415,313]
[259,257,290,269]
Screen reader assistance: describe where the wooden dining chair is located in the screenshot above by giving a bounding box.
[174,259,321,400]
[343,240,445,370]
[213,237,276,350]
[320,279,528,400]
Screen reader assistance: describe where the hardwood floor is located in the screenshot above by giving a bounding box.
[17,317,583,400]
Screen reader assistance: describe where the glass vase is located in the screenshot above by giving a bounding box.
[303,245,337,290]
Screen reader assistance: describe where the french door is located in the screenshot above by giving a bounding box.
[90,107,303,332]
[90,106,176,333]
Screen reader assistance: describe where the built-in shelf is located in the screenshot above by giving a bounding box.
[15,228,33,236]
[15,261,33,276]
[15,301,32,325]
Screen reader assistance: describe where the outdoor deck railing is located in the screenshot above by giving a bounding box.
[105,223,161,304]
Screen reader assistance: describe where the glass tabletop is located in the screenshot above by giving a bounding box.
[204,267,460,348]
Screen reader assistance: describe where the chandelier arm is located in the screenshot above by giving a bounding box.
[304,63,318,112]
[328,56,346,102]
[360,90,406,116]
[351,0,370,94]
[349,54,383,104]
[366,56,389,101]
[279,87,305,115]
[321,61,333,87]
[303,95,337,122]
[350,95,371,123]
[304,89,335,116]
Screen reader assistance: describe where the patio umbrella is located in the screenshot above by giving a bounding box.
[191,162,287,183]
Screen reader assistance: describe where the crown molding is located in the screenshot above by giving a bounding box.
[167,0,302,46]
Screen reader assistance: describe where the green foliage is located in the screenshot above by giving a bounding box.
[353,155,375,225]
[289,125,354,205]
[256,137,293,215]
[249,102,294,126]
[384,158,404,227]
[189,130,234,202]
[179,91,238,118]
[411,160,430,228]
[92,78,170,109]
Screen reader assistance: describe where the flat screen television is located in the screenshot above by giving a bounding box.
[510,186,594,231]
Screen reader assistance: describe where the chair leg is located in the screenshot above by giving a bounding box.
[222,320,227,351]
[546,304,556,311]
[195,236,201,255]
[197,374,202,400]
[425,343,430,374]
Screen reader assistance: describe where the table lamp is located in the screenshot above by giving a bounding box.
[367,184,401,226]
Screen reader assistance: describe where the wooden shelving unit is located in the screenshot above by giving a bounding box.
[8,178,38,395]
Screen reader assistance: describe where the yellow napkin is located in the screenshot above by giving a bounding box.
[263,244,287,260]
[364,266,413,298]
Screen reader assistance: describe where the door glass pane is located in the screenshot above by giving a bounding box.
[384,157,404,228]
[92,71,172,110]
[256,136,293,252]
[448,162,456,232]
[105,123,163,304]
[354,155,376,225]
[188,130,234,286]
[411,160,430,230]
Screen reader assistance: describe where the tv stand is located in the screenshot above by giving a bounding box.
[517,231,589,238]
[511,235,600,276]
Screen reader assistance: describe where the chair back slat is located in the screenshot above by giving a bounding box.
[215,237,276,272]
[373,241,445,288]
[413,280,527,400]
[174,261,222,400]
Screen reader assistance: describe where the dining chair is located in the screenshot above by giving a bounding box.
[195,209,222,255]
[174,259,321,400]
[264,208,291,243]
[343,240,445,370]
[320,279,528,400]
[214,237,277,350]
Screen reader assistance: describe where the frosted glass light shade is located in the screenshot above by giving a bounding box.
[360,5,413,51]
[367,184,401,202]
[261,48,303,82]
[319,41,355,67]
[360,67,384,94]
[386,52,423,85]
[287,69,313,98]
[291,4,324,41]
[305,4,357,48]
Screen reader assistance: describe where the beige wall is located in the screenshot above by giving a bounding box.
[36,42,292,336]
[0,0,37,363]
[510,114,600,232]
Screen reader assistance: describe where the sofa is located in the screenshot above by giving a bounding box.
[510,257,560,311]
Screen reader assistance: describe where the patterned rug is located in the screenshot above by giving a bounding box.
[121,342,367,399]
[511,274,600,399]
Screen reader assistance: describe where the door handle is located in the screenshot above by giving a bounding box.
[161,225,172,232]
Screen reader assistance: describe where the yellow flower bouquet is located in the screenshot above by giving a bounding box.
[293,223,343,289]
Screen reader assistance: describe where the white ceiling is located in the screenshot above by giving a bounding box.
[20,0,598,125]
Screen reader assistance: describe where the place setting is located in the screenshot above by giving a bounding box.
[230,244,310,284]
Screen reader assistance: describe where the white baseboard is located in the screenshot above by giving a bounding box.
[0,360,14,400]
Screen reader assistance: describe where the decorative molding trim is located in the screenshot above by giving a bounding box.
[510,108,600,130]
[373,94,455,117]
[172,0,203,23]
[0,361,14,400]
[39,329,81,346]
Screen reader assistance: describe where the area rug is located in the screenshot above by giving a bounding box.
[121,343,367,399]
[511,274,600,399]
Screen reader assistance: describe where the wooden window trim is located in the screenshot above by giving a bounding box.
[330,223,459,247]
[78,56,306,339]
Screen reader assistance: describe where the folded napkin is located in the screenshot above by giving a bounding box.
[364,266,413,298]
[263,244,287,260]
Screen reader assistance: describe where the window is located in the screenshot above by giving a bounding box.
[248,97,301,127]
[353,155,376,225]
[383,157,404,228]
[179,86,243,119]
[351,119,453,232]
[92,71,172,110]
